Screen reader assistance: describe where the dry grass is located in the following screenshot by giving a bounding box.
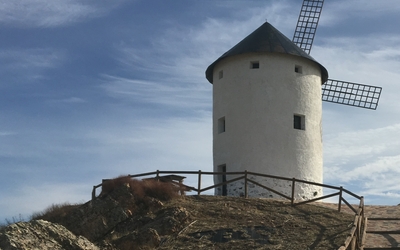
[159,196,355,250]
[31,202,81,221]
[0,214,26,230]
[101,175,180,202]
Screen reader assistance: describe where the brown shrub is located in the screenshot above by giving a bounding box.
[101,175,132,195]
[129,179,146,200]
[141,180,180,201]
[100,175,180,202]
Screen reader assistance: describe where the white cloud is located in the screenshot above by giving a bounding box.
[339,155,400,182]
[0,0,126,28]
[323,123,400,203]
[325,124,400,165]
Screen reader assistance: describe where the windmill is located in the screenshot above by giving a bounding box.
[205,0,382,200]
[292,0,382,110]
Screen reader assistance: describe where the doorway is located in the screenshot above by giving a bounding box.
[218,164,227,196]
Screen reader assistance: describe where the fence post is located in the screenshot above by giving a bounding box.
[92,186,96,200]
[357,215,362,249]
[244,170,248,198]
[338,186,343,212]
[156,170,160,181]
[351,235,356,250]
[291,178,296,206]
[361,196,364,218]
[358,197,365,249]
[197,170,201,196]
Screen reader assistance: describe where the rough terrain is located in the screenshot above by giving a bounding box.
[0,178,355,250]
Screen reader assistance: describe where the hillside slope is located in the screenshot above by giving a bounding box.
[0,180,354,250]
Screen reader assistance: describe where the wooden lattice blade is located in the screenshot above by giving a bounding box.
[292,0,324,54]
[322,79,382,110]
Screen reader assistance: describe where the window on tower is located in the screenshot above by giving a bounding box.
[295,65,303,73]
[218,117,226,133]
[250,61,259,69]
[219,70,223,79]
[294,114,305,130]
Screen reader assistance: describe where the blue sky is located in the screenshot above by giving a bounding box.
[1,0,400,222]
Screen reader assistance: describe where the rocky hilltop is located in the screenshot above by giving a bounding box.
[0,177,355,250]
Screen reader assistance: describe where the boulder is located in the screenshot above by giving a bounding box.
[0,220,98,250]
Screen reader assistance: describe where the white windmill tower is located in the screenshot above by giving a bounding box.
[205,0,382,200]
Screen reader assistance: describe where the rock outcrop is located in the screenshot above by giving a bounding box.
[0,219,98,250]
[0,186,356,250]
[0,180,190,250]
[55,184,135,242]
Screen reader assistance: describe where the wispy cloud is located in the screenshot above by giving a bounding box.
[100,75,211,111]
[47,97,86,104]
[339,155,400,182]
[0,48,64,69]
[313,34,400,80]
[325,124,400,163]
[0,48,65,84]
[109,1,299,119]
[114,1,297,85]
[323,124,400,201]
[0,0,126,28]
[0,131,16,136]
[321,0,400,27]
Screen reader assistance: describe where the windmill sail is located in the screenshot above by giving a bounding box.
[293,0,382,110]
[292,0,324,55]
[322,79,382,110]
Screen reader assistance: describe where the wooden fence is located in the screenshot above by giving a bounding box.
[92,170,366,250]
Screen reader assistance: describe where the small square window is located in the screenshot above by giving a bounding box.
[294,114,305,130]
[218,117,225,133]
[250,61,259,69]
[295,65,302,73]
[219,70,223,79]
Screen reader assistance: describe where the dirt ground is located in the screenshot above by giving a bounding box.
[158,195,355,250]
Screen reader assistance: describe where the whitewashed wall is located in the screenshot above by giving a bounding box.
[212,52,323,200]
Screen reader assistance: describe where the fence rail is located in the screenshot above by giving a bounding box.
[92,170,365,250]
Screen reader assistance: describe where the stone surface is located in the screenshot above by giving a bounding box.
[0,182,191,250]
[0,220,98,250]
[114,228,160,250]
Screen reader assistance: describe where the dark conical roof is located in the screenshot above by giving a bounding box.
[205,22,328,84]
